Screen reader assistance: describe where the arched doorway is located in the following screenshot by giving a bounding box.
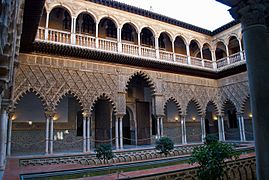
[223,100,240,141]
[92,95,115,147]
[205,101,219,138]
[164,99,182,144]
[126,73,154,145]
[12,92,46,155]
[53,94,83,153]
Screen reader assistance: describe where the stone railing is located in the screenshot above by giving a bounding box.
[35,27,246,71]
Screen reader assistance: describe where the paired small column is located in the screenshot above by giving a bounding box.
[217,115,225,141]
[82,111,91,152]
[155,36,160,59]
[225,44,230,64]
[156,116,164,138]
[237,113,246,142]
[45,111,55,154]
[71,17,76,44]
[181,115,187,144]
[115,115,123,150]
[200,116,206,142]
[95,22,99,48]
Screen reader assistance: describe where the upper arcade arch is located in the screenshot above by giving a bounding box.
[74,10,97,22]
[121,22,138,44]
[174,35,187,55]
[202,43,212,60]
[49,6,72,31]
[189,39,201,57]
[140,27,156,47]
[158,32,173,52]
[228,36,240,55]
[76,12,96,36]
[98,17,118,39]
[215,41,227,60]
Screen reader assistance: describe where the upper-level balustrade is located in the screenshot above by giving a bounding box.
[36,4,246,71]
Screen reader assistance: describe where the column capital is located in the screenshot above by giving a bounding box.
[44,110,56,119]
[82,109,91,118]
[229,2,267,30]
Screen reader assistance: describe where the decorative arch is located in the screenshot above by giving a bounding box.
[227,33,240,43]
[173,34,188,45]
[157,31,173,41]
[139,26,157,37]
[53,90,85,111]
[75,10,97,22]
[120,21,139,33]
[90,93,117,114]
[185,98,202,115]
[48,4,73,17]
[189,39,201,49]
[204,100,219,115]
[13,87,49,111]
[240,95,251,114]
[125,71,156,94]
[221,99,238,114]
[163,97,182,115]
[98,15,120,28]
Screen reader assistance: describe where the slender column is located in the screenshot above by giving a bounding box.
[225,44,230,64]
[83,115,87,152]
[238,39,244,60]
[87,116,91,152]
[0,109,8,171]
[155,36,159,59]
[45,116,50,154]
[237,114,246,142]
[200,48,205,67]
[200,116,206,142]
[117,27,122,52]
[95,22,99,48]
[160,117,164,137]
[157,117,160,139]
[115,117,119,150]
[49,117,54,154]
[218,115,225,141]
[172,41,176,61]
[7,114,13,156]
[211,50,217,69]
[71,17,76,45]
[186,43,191,64]
[119,116,123,149]
[241,116,246,141]
[45,11,50,40]
[181,115,187,144]
[138,32,141,55]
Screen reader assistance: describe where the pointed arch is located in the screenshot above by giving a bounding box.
[221,99,237,114]
[240,95,251,114]
[163,97,182,116]
[186,98,202,115]
[125,71,156,94]
[13,87,49,111]
[90,93,117,114]
[53,90,85,111]
[204,100,219,115]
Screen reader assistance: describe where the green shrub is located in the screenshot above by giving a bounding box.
[189,135,239,180]
[155,136,174,156]
[95,144,114,164]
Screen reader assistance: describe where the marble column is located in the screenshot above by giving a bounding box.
[71,17,76,44]
[225,44,230,64]
[7,113,14,156]
[115,117,119,150]
[49,115,54,154]
[45,11,50,40]
[211,49,217,69]
[186,43,191,64]
[87,116,91,152]
[95,22,99,48]
[157,116,160,139]
[119,116,123,149]
[83,115,87,152]
[218,115,225,141]
[155,36,160,59]
[200,116,206,142]
[0,109,8,171]
[181,115,187,144]
[237,114,246,142]
[117,27,122,52]
[45,116,50,154]
[160,117,164,137]
[228,2,269,179]
[138,31,141,55]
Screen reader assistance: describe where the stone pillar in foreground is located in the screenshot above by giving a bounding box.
[229,2,269,179]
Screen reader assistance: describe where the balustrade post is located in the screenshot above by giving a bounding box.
[45,11,50,40]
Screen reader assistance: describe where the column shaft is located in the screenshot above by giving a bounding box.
[45,117,50,154]
[87,117,91,152]
[160,117,164,137]
[138,33,141,55]
[7,117,12,156]
[119,117,123,149]
[157,117,160,138]
[95,23,99,48]
[155,36,159,59]
[45,12,50,40]
[83,116,86,152]
[186,44,191,64]
[0,110,8,170]
[115,118,119,150]
[49,119,54,154]
[200,117,206,142]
